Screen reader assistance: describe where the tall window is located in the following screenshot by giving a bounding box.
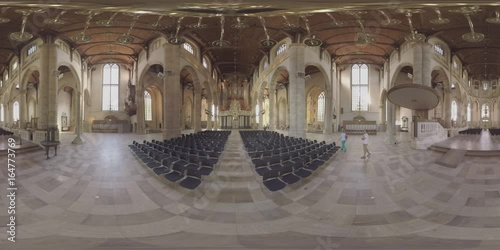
[453,60,458,69]
[144,91,152,121]
[0,79,2,87]
[183,43,194,54]
[483,82,488,91]
[434,44,444,56]
[263,59,269,70]
[276,43,287,56]
[351,64,369,111]
[317,92,325,122]
[211,104,215,121]
[202,57,208,68]
[12,61,18,70]
[451,100,457,121]
[467,103,471,122]
[482,104,490,119]
[27,44,37,55]
[0,104,4,122]
[102,63,119,111]
[13,101,19,121]
[255,104,259,123]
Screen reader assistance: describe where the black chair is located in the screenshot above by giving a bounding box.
[164,165,185,182]
[179,169,202,189]
[152,166,171,175]
[262,169,287,191]
[280,166,300,185]
[293,162,313,178]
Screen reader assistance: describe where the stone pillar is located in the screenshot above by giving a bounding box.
[193,87,202,132]
[19,90,27,128]
[163,44,182,140]
[258,98,264,129]
[207,100,213,130]
[214,103,219,129]
[387,100,397,144]
[72,88,84,144]
[288,44,306,138]
[269,86,276,130]
[323,89,333,134]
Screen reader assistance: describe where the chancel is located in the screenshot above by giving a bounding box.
[1,1,500,250]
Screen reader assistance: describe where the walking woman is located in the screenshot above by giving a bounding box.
[339,129,347,152]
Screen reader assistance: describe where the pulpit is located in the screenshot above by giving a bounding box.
[40,127,61,159]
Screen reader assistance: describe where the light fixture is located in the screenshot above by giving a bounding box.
[96,12,118,26]
[188,17,207,29]
[231,17,249,29]
[212,16,231,47]
[116,14,140,44]
[167,17,185,45]
[0,9,10,24]
[10,9,44,42]
[379,10,401,25]
[486,10,500,24]
[398,9,426,43]
[73,10,101,43]
[450,7,484,42]
[281,15,299,30]
[258,16,276,48]
[430,8,450,24]
[301,15,323,46]
[44,9,67,24]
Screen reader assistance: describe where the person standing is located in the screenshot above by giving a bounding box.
[339,129,347,152]
[361,130,371,159]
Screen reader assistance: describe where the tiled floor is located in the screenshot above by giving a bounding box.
[1,130,500,249]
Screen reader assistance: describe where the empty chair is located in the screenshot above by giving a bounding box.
[293,162,313,178]
[262,169,287,191]
[152,166,171,175]
[179,169,202,189]
[164,164,185,182]
[280,166,300,185]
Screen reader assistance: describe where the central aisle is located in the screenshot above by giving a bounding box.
[209,130,266,203]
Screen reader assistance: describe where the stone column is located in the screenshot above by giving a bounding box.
[269,86,276,130]
[288,44,306,138]
[258,98,264,129]
[193,87,202,132]
[72,88,84,144]
[386,100,397,144]
[19,90,27,128]
[323,89,333,134]
[207,100,213,130]
[163,43,182,139]
[37,44,50,129]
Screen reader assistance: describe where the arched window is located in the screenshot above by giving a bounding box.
[451,100,457,121]
[482,104,490,119]
[202,57,208,68]
[467,103,471,122]
[183,43,194,54]
[144,91,152,121]
[434,44,444,56]
[102,63,119,111]
[351,64,369,111]
[317,92,325,122]
[211,104,215,121]
[483,82,488,91]
[0,104,4,122]
[13,101,19,121]
[255,104,259,123]
[27,44,37,56]
[276,43,287,56]
[263,60,269,70]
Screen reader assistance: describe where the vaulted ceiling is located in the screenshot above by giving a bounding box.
[1,1,500,81]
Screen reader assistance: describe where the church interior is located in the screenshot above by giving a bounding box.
[1,0,500,249]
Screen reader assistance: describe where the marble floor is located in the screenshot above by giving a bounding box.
[433,130,500,151]
[1,130,500,250]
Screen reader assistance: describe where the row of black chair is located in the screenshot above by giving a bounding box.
[129,131,230,189]
[489,128,500,136]
[0,128,13,136]
[240,131,338,191]
[458,128,482,135]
